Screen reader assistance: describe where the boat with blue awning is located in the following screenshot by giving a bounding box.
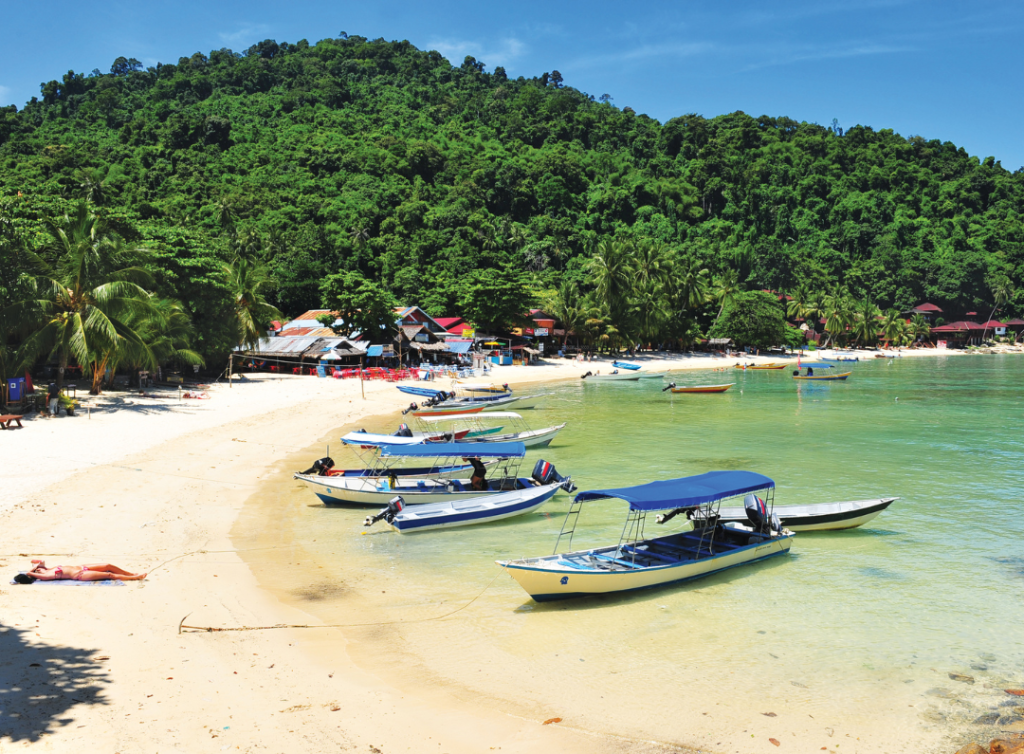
[298,442,570,506]
[497,470,793,601]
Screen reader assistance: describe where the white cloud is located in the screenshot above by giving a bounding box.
[738,41,913,71]
[0,85,10,103]
[425,37,526,69]
[218,24,271,48]
[569,41,715,70]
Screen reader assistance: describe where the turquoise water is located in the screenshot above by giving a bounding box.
[242,356,1024,752]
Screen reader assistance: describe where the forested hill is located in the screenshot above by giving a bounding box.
[3,33,1024,354]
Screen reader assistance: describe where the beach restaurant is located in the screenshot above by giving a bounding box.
[929,320,988,346]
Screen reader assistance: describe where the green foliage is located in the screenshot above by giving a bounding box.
[1,33,1023,364]
[708,291,787,349]
[319,270,398,343]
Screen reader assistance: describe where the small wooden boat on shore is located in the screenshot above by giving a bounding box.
[735,362,787,370]
[498,470,793,601]
[717,497,898,531]
[664,382,734,394]
[362,461,575,534]
[581,370,640,382]
[793,369,851,381]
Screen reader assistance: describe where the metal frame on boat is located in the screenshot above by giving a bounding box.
[498,470,793,601]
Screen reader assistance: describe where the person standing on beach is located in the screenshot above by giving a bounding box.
[47,382,59,416]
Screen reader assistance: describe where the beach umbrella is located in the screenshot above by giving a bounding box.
[320,352,342,361]
[483,341,502,346]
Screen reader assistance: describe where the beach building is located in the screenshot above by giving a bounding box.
[903,302,943,322]
[929,320,988,346]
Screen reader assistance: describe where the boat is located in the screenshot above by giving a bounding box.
[418,411,566,448]
[612,361,642,370]
[294,454,494,481]
[362,462,576,534]
[300,442,547,506]
[792,365,851,381]
[717,497,898,531]
[664,382,734,394]
[497,470,793,601]
[407,403,487,417]
[636,371,669,379]
[735,363,787,370]
[821,357,859,363]
[581,370,640,382]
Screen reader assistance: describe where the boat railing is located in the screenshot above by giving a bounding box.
[553,497,585,555]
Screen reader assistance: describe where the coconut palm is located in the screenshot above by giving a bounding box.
[588,239,635,333]
[880,309,906,347]
[546,279,589,349]
[907,313,930,344]
[673,255,710,312]
[851,300,882,347]
[633,239,670,288]
[711,268,742,324]
[982,274,1014,341]
[9,203,157,393]
[822,291,855,348]
[222,256,283,353]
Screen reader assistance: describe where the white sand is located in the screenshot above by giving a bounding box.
[0,347,995,752]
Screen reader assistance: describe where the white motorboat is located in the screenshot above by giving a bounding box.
[418,411,566,448]
[498,471,793,601]
[581,370,640,382]
[717,497,898,531]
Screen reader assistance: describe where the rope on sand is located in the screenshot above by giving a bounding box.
[178,572,503,634]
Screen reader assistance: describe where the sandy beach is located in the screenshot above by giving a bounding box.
[0,347,989,753]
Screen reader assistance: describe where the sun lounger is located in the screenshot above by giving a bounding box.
[0,414,24,429]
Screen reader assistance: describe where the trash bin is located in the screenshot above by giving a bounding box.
[7,377,25,403]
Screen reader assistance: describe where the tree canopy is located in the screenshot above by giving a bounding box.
[1,32,1023,363]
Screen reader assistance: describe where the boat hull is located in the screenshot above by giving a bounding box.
[793,372,852,381]
[300,474,532,506]
[718,498,896,531]
[582,373,641,382]
[411,404,486,416]
[636,371,668,379]
[498,530,793,601]
[671,383,734,393]
[388,483,562,533]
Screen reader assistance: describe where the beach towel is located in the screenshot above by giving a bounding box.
[11,572,124,586]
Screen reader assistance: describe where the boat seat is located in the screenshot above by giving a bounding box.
[592,553,641,569]
[621,545,678,564]
[650,540,707,558]
[417,481,427,490]
[557,558,595,571]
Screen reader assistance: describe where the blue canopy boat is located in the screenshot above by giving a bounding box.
[497,470,793,601]
[298,442,560,506]
[612,361,642,370]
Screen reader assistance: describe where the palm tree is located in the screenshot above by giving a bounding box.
[982,274,1015,341]
[711,268,742,324]
[851,300,882,347]
[907,313,931,344]
[822,291,854,348]
[215,196,236,230]
[9,203,157,393]
[104,297,205,389]
[588,239,635,335]
[222,256,283,353]
[633,240,670,287]
[673,255,710,312]
[880,309,906,347]
[546,279,588,349]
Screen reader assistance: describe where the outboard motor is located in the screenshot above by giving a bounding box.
[744,493,781,534]
[401,402,419,415]
[532,459,577,492]
[393,423,413,438]
[662,382,676,392]
[582,371,592,379]
[299,457,335,476]
[363,495,406,528]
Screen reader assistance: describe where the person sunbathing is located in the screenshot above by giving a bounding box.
[14,559,147,584]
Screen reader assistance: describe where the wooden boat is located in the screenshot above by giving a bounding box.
[735,363,787,370]
[362,463,575,533]
[300,442,538,506]
[822,357,859,363]
[498,471,793,601]
[612,361,642,370]
[419,411,566,448]
[717,497,898,531]
[666,382,734,394]
[581,370,640,382]
[793,370,851,381]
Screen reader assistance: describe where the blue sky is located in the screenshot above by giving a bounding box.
[3,0,1023,168]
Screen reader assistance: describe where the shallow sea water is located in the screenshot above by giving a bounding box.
[235,356,1024,752]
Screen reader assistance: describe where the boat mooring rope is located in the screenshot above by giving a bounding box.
[178,571,503,634]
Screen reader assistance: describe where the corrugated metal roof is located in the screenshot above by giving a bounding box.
[366,345,384,357]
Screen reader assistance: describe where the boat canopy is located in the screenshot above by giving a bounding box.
[574,470,775,512]
[419,411,523,423]
[341,431,422,446]
[378,441,526,459]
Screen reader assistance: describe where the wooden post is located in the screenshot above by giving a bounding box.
[228,352,233,388]
[360,355,365,400]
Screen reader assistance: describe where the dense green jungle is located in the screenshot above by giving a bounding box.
[2,32,1024,369]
